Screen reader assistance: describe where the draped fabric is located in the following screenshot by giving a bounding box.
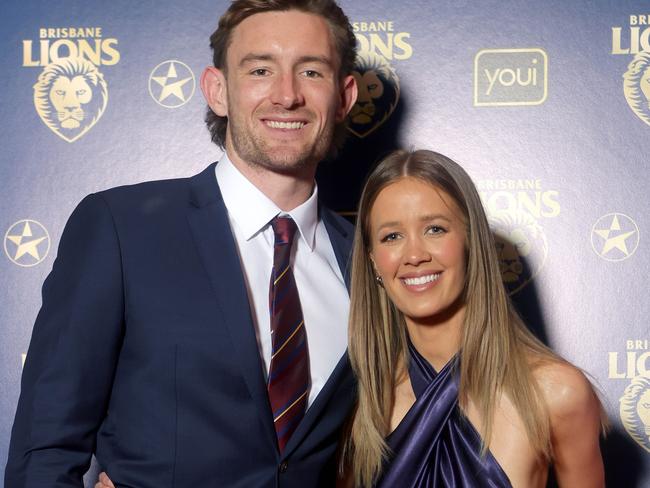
[376,343,512,487]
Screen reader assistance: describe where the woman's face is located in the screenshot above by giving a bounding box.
[368,177,467,326]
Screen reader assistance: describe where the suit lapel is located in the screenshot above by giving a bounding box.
[321,207,353,288]
[186,163,277,451]
[282,352,354,459]
[282,208,355,458]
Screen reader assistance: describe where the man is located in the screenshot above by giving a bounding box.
[5,0,358,486]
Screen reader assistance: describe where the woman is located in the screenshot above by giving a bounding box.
[343,149,605,487]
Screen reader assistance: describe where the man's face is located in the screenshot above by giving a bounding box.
[219,10,355,175]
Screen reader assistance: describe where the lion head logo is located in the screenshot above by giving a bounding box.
[620,374,650,453]
[33,57,108,143]
[623,50,650,127]
[347,50,400,138]
[489,209,548,295]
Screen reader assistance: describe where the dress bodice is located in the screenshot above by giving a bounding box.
[376,343,512,487]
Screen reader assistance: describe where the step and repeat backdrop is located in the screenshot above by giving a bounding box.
[1,0,648,485]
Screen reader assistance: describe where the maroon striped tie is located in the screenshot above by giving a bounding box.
[268,216,310,452]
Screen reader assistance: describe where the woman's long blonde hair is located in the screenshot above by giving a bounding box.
[344,149,560,487]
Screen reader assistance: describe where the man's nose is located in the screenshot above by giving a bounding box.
[270,73,304,109]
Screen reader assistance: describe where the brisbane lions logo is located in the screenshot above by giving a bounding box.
[489,209,548,295]
[33,57,108,143]
[623,50,650,128]
[347,50,400,138]
[620,374,650,453]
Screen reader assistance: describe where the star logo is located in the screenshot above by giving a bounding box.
[591,213,639,262]
[4,220,51,267]
[148,60,195,108]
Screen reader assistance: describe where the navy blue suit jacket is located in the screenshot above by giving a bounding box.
[6,163,356,487]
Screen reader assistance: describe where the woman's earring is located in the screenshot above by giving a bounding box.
[375,275,383,287]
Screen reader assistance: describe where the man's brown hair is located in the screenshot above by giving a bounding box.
[205,0,357,149]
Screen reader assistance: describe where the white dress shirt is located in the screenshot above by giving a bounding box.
[215,155,349,408]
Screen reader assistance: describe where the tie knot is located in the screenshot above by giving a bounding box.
[271,216,298,246]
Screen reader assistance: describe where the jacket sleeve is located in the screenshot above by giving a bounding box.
[5,193,125,487]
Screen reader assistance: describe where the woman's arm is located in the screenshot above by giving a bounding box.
[540,362,605,487]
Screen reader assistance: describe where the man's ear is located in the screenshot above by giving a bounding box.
[335,74,358,123]
[200,66,228,117]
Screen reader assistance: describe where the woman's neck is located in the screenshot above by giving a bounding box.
[405,301,466,371]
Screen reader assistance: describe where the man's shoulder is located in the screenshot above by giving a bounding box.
[99,173,193,201]
[75,163,217,223]
[96,163,216,209]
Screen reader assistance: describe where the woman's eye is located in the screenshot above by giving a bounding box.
[381,232,400,243]
[426,225,446,235]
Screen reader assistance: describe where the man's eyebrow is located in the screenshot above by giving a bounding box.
[239,53,275,66]
[295,55,334,67]
[238,53,334,68]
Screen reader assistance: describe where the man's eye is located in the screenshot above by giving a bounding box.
[251,68,269,76]
[303,70,321,78]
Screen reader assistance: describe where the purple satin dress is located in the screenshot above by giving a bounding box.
[376,343,512,487]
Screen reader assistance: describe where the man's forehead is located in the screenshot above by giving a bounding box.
[227,10,337,62]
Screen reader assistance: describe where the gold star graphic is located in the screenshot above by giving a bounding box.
[152,62,192,103]
[594,215,637,256]
[6,222,47,261]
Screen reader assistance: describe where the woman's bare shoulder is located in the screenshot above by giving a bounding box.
[530,357,599,420]
[527,355,605,486]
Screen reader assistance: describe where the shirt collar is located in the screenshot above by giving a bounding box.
[215,153,319,250]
